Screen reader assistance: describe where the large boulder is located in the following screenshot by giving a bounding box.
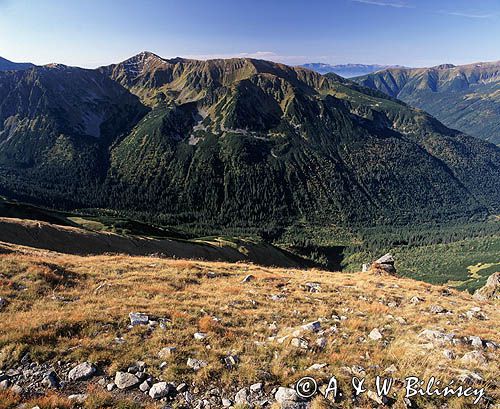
[473,272,500,301]
[370,253,397,275]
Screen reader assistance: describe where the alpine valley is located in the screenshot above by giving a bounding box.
[0,52,499,289]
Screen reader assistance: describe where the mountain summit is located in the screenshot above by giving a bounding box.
[0,53,499,229]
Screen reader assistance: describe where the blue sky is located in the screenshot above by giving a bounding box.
[0,0,499,68]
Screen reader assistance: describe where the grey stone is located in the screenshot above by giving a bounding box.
[304,282,321,292]
[106,383,115,391]
[275,387,300,403]
[194,332,208,340]
[177,383,188,393]
[315,337,327,349]
[68,394,88,403]
[224,354,239,368]
[149,382,175,399]
[368,328,383,341]
[443,349,455,359]
[0,297,7,310]
[469,336,484,349]
[418,329,454,344]
[158,346,176,358]
[301,320,321,332]
[291,337,309,349]
[250,382,263,393]
[68,362,96,381]
[129,312,149,326]
[42,370,60,388]
[234,387,249,404]
[461,351,487,366]
[222,398,232,407]
[114,371,140,389]
[242,274,254,283]
[139,380,150,392]
[429,305,446,314]
[0,379,10,389]
[187,358,207,371]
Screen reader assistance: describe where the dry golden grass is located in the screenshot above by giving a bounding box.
[0,244,498,408]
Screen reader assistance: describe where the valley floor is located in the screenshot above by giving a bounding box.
[0,242,498,408]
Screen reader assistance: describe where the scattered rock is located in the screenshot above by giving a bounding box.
[304,282,321,293]
[275,387,300,403]
[368,328,383,341]
[250,382,263,393]
[158,347,176,359]
[68,394,88,403]
[410,296,423,304]
[418,329,454,344]
[106,383,115,391]
[461,351,487,366]
[0,379,10,389]
[187,358,208,371]
[469,336,484,349]
[315,337,327,349]
[457,370,483,384]
[291,337,309,349]
[222,398,232,407]
[68,362,96,381]
[129,312,149,326]
[301,320,321,332]
[149,382,176,399]
[42,370,60,388]
[429,305,446,314]
[114,371,140,390]
[473,272,499,301]
[194,332,208,340]
[139,380,151,392]
[443,349,455,359]
[307,363,328,371]
[177,383,188,393]
[234,387,249,404]
[224,354,239,368]
[242,274,254,283]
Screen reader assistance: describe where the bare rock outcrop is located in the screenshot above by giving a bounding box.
[473,272,499,301]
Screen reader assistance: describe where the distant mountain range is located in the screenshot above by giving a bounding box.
[353,61,500,144]
[0,56,34,71]
[0,52,499,230]
[300,63,404,78]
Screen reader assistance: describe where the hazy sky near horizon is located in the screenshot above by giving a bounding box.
[0,0,499,68]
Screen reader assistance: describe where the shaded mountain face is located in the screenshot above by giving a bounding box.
[1,52,500,228]
[0,56,34,71]
[300,63,402,78]
[0,65,147,206]
[353,61,500,144]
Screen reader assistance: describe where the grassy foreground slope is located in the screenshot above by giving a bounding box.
[0,243,498,408]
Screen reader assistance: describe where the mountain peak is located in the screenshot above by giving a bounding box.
[433,63,456,70]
